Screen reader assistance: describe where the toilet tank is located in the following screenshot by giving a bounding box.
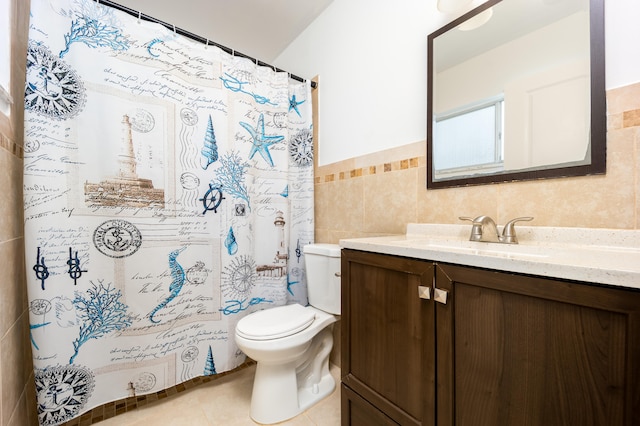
[303,243,341,315]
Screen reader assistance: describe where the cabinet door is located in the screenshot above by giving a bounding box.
[435,263,640,426]
[342,249,435,426]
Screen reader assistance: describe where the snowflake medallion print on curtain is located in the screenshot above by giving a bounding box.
[23,0,314,424]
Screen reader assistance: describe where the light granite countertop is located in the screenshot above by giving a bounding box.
[339,223,640,290]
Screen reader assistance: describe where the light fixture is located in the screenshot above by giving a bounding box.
[457,7,493,31]
[436,0,473,13]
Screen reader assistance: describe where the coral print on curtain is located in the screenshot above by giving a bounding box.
[23,0,314,424]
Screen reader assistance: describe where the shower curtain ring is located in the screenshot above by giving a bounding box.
[173,24,176,35]
[137,11,141,24]
[205,39,208,49]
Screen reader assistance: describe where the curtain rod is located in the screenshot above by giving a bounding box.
[93,0,317,89]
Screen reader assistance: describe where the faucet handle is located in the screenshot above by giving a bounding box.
[501,217,533,244]
[459,216,483,241]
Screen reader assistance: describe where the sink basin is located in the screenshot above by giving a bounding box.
[387,238,552,259]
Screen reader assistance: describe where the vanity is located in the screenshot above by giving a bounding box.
[339,224,640,426]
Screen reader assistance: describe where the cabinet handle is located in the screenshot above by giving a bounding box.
[418,286,431,300]
[434,288,448,304]
[334,272,341,277]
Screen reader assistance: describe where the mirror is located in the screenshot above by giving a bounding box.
[427,0,605,189]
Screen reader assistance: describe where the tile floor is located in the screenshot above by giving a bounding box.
[92,363,341,425]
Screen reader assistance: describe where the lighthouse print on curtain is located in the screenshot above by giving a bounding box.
[23,0,314,424]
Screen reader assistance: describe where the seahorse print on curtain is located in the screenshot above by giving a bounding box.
[23,0,314,424]
[148,247,187,324]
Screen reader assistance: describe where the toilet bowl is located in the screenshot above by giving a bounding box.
[234,243,341,424]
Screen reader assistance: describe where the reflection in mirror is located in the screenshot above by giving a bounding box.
[427,0,605,189]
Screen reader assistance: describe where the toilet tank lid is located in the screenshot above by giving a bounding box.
[303,243,341,257]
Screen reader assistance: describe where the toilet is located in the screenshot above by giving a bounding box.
[235,243,341,424]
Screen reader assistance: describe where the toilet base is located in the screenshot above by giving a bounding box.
[248,327,335,424]
[297,371,335,413]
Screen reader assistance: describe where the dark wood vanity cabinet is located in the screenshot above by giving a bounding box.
[341,249,640,426]
[341,249,435,425]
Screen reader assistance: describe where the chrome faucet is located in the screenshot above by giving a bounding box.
[459,216,533,244]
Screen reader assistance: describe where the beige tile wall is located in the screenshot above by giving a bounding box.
[1,0,38,425]
[314,82,640,243]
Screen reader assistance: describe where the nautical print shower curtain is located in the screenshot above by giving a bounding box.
[23,0,314,424]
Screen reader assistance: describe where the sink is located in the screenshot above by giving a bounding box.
[339,223,640,289]
[386,238,552,259]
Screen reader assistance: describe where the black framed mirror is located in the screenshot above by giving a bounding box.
[427,0,605,189]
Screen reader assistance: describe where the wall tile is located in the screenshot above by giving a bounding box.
[0,149,24,242]
[607,82,640,115]
[7,383,37,426]
[608,112,623,132]
[0,238,26,339]
[352,140,424,169]
[417,167,500,225]
[497,173,632,229]
[1,312,29,426]
[314,82,640,242]
[362,168,419,235]
[315,178,365,236]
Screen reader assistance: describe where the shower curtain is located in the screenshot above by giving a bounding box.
[23,0,314,424]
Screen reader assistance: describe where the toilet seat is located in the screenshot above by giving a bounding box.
[236,304,316,340]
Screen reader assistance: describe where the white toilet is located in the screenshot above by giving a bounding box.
[235,243,341,424]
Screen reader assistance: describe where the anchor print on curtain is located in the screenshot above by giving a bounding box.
[23,0,314,424]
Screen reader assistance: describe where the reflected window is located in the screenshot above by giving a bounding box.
[434,97,503,178]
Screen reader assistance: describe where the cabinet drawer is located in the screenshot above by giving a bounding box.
[342,384,399,426]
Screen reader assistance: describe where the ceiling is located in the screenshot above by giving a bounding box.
[111,0,334,63]
[435,0,588,71]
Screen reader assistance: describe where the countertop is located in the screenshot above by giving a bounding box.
[339,224,640,290]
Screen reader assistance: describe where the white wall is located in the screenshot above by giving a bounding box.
[275,0,640,166]
[435,12,587,114]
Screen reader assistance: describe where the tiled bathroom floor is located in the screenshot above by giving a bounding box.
[93,364,341,425]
